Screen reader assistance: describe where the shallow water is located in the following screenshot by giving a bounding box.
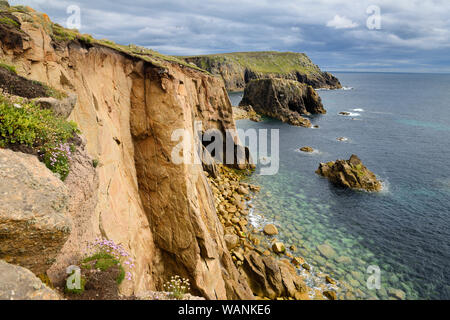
[230,72,450,299]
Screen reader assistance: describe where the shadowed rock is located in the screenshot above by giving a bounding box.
[240,78,325,127]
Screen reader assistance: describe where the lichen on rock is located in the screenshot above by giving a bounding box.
[316,154,382,192]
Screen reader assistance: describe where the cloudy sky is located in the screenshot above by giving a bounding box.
[9,0,450,73]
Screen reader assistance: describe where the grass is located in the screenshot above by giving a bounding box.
[0,16,19,28]
[182,51,322,76]
[82,252,126,285]
[0,62,16,74]
[0,95,79,180]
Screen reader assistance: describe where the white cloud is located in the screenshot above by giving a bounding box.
[326,15,358,29]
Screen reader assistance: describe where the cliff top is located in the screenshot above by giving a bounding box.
[0,3,208,74]
[182,51,322,76]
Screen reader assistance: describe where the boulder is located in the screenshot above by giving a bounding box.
[316,155,382,192]
[323,290,337,300]
[33,93,77,119]
[272,242,286,254]
[0,149,71,275]
[263,224,279,236]
[0,260,60,300]
[241,251,308,300]
[240,78,326,127]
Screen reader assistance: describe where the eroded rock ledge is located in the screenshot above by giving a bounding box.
[240,78,325,127]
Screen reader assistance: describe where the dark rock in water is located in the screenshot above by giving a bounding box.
[300,146,314,153]
[240,78,326,127]
[339,112,351,116]
[316,154,382,192]
[323,290,337,300]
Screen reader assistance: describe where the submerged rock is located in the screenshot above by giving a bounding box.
[240,78,326,127]
[263,224,279,236]
[316,155,382,192]
[317,244,337,260]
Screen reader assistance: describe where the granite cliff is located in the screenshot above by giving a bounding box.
[0,3,253,299]
[183,51,342,91]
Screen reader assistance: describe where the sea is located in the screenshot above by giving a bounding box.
[229,72,450,300]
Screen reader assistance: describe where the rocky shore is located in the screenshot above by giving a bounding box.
[206,164,341,300]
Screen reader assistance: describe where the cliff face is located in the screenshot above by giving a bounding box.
[240,78,325,127]
[0,6,252,299]
[184,52,342,91]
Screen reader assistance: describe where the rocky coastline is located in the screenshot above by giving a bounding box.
[206,163,341,300]
[183,52,342,92]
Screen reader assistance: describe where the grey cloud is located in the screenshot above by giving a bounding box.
[8,0,450,72]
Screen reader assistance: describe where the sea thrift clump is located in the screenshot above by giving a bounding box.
[163,275,191,299]
[85,238,135,281]
[41,142,74,180]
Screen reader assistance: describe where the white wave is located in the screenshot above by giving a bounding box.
[339,112,360,117]
[341,86,354,90]
[352,108,364,112]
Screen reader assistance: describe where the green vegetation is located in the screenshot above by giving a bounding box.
[163,275,191,299]
[82,252,125,285]
[8,5,32,14]
[92,159,99,168]
[0,95,79,180]
[0,61,16,74]
[182,51,321,76]
[0,16,19,27]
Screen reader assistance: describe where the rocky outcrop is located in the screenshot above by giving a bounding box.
[33,94,77,119]
[240,78,325,127]
[183,52,342,91]
[232,105,262,122]
[0,5,253,299]
[241,251,308,299]
[0,149,71,275]
[0,260,60,300]
[316,155,382,192]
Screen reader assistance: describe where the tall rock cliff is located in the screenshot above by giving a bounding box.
[0,4,252,299]
[183,51,342,91]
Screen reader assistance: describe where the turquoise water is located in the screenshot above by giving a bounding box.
[230,72,450,300]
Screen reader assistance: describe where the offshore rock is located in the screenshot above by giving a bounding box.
[240,78,325,127]
[316,155,382,192]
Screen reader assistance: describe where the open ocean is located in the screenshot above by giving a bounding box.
[230,72,450,299]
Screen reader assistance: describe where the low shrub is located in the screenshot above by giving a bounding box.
[0,96,79,180]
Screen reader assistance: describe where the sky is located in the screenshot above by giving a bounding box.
[9,0,450,73]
